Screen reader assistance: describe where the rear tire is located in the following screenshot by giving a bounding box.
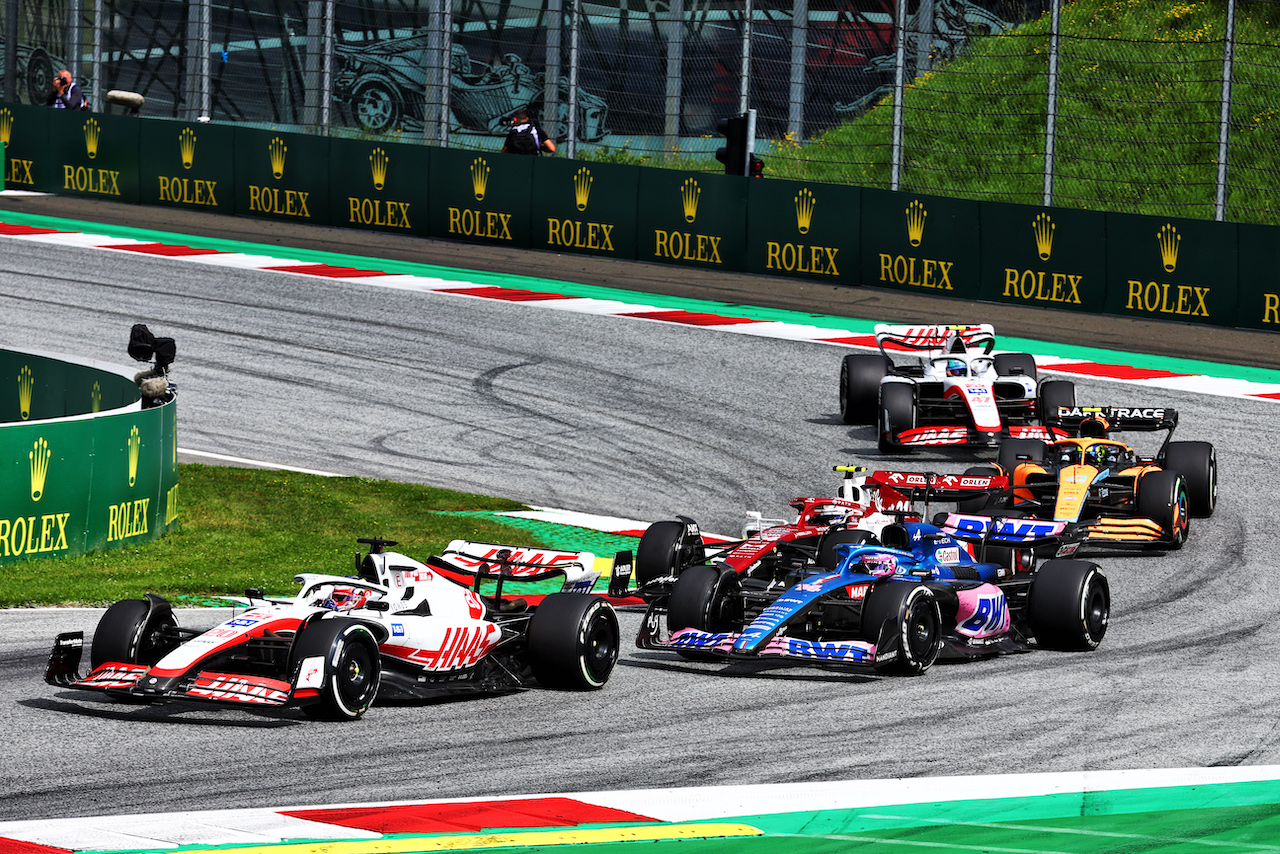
[878,383,916,454]
[1028,559,1109,650]
[840,354,889,425]
[527,594,619,690]
[1037,379,1076,424]
[1137,469,1190,549]
[861,581,941,675]
[817,529,877,569]
[294,619,381,721]
[635,520,703,587]
[1162,441,1216,517]
[998,438,1047,473]
[994,352,1037,381]
[90,596,178,668]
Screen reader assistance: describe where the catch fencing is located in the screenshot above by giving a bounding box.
[2,0,1278,223]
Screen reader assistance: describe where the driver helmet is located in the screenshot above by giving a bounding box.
[322,586,366,611]
[945,359,967,377]
[1085,444,1115,468]
[859,554,898,576]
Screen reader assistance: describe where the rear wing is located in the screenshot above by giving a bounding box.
[868,470,1009,505]
[1046,405,1178,435]
[874,323,996,358]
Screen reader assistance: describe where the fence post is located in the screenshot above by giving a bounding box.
[566,0,580,158]
[544,0,562,148]
[184,0,212,120]
[92,0,104,113]
[426,0,451,145]
[1215,0,1236,222]
[1043,0,1060,206]
[739,0,752,115]
[663,0,684,152]
[788,0,807,139]
[890,0,907,190]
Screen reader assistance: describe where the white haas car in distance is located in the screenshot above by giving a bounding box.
[839,324,1077,453]
[46,539,620,721]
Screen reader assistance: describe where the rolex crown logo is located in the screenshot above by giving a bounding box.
[92,381,101,413]
[269,137,287,179]
[471,157,489,200]
[0,108,12,146]
[18,365,33,421]
[128,425,141,487]
[681,178,701,223]
[370,147,388,190]
[795,188,816,235]
[574,167,593,211]
[179,127,197,169]
[1033,212,1055,261]
[1158,223,1180,272]
[84,118,101,159]
[906,199,927,247]
[29,437,50,502]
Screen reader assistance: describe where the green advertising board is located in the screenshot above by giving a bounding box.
[978,202,1106,314]
[1103,212,1237,327]
[45,109,141,203]
[329,136,431,237]
[531,157,639,259]
[1235,223,1280,333]
[234,126,330,226]
[427,146,533,248]
[139,119,235,214]
[0,348,177,565]
[860,188,981,299]
[746,178,859,283]
[636,169,747,272]
[0,102,48,192]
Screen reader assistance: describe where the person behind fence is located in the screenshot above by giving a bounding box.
[502,109,556,155]
[45,69,88,111]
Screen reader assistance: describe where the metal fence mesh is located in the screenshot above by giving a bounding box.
[3,0,1279,224]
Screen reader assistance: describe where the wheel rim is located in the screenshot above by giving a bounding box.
[582,612,617,683]
[336,641,376,708]
[905,599,939,663]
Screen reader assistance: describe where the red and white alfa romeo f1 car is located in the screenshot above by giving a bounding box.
[45,539,619,721]
[838,324,1076,452]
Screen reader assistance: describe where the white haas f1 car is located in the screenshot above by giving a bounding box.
[839,324,1077,452]
[46,539,619,721]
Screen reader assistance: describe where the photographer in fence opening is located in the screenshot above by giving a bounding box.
[502,109,556,155]
[45,69,88,111]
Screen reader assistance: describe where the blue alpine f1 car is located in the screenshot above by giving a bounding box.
[636,510,1108,676]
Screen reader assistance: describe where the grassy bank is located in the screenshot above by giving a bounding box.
[0,464,567,608]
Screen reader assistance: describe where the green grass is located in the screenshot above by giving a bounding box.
[0,464,567,608]
[740,0,1280,224]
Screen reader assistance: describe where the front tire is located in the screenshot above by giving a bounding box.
[635,519,703,587]
[352,80,402,133]
[294,619,381,721]
[861,581,941,675]
[667,565,741,660]
[1162,441,1216,517]
[90,595,178,668]
[1137,469,1190,549]
[878,383,916,454]
[840,354,889,425]
[1028,559,1109,650]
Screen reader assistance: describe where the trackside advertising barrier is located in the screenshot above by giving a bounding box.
[0,349,178,566]
[2,104,1278,334]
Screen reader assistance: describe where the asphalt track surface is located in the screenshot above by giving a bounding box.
[1,195,1278,822]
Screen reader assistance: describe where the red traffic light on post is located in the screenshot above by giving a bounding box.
[748,154,765,178]
[715,114,749,176]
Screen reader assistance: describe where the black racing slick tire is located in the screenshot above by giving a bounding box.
[1162,441,1217,517]
[861,581,941,676]
[878,383,916,454]
[294,619,381,721]
[1037,379,1076,424]
[840,354,889,425]
[635,520,704,587]
[994,352,1038,381]
[667,565,742,660]
[90,595,179,668]
[817,529,877,570]
[526,594,620,690]
[1027,559,1109,651]
[1137,469,1190,549]
[998,438,1047,473]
